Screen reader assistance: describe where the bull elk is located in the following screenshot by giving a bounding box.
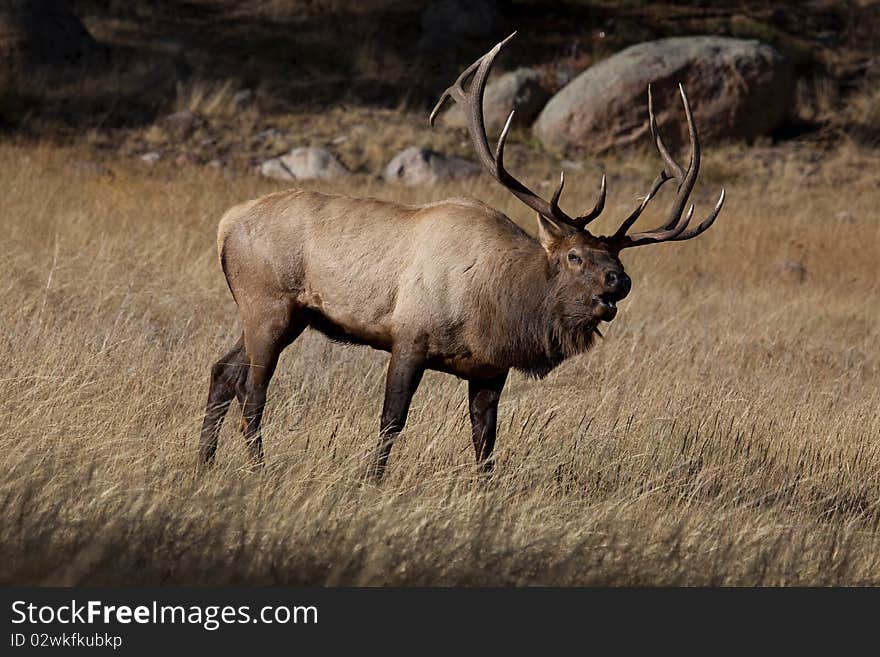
[199,33,725,479]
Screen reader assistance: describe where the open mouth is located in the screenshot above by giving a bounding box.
[591,294,618,321]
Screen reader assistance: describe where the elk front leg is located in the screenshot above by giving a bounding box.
[368,341,426,482]
[468,371,508,473]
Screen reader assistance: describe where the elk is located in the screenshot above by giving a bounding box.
[199,33,725,479]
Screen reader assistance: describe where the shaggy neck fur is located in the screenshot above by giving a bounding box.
[482,247,598,379]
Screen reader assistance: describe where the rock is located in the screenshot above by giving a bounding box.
[441,67,550,134]
[383,147,481,186]
[420,0,501,40]
[0,0,100,78]
[260,159,291,180]
[533,37,795,154]
[260,147,349,182]
[160,110,203,140]
[140,152,161,165]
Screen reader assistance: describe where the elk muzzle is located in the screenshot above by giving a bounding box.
[591,270,631,321]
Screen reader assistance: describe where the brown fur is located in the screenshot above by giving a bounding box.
[217,190,621,378]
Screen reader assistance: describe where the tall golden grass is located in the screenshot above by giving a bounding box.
[0,141,878,585]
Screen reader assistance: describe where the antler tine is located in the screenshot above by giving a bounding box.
[550,171,565,216]
[497,112,572,225]
[610,170,671,239]
[494,109,515,177]
[671,188,725,241]
[624,203,695,247]
[572,173,607,228]
[431,32,585,229]
[649,84,685,182]
[659,84,699,230]
[429,59,480,126]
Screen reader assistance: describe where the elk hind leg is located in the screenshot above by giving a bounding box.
[468,372,508,474]
[199,335,248,469]
[238,303,306,469]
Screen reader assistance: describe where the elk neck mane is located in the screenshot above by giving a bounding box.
[472,235,598,380]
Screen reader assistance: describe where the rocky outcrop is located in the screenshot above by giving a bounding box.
[533,37,795,154]
[260,147,350,182]
[383,147,480,185]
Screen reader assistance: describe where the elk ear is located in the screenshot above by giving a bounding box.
[536,213,569,254]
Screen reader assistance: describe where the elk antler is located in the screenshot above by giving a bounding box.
[430,32,606,230]
[608,84,725,250]
[432,34,724,248]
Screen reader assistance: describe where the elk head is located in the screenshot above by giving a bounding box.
[430,32,725,333]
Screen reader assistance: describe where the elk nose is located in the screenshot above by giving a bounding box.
[605,271,631,298]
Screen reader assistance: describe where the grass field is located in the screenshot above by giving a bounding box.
[0,140,878,585]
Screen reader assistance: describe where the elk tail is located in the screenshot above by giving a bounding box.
[218,238,239,306]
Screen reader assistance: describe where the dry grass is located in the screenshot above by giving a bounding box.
[1,142,878,586]
[173,79,241,118]
[842,74,880,147]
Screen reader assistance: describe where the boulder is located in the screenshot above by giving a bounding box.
[260,147,349,182]
[441,67,550,134]
[0,0,99,77]
[383,147,480,186]
[533,37,795,154]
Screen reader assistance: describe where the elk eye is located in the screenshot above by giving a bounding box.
[567,252,582,265]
